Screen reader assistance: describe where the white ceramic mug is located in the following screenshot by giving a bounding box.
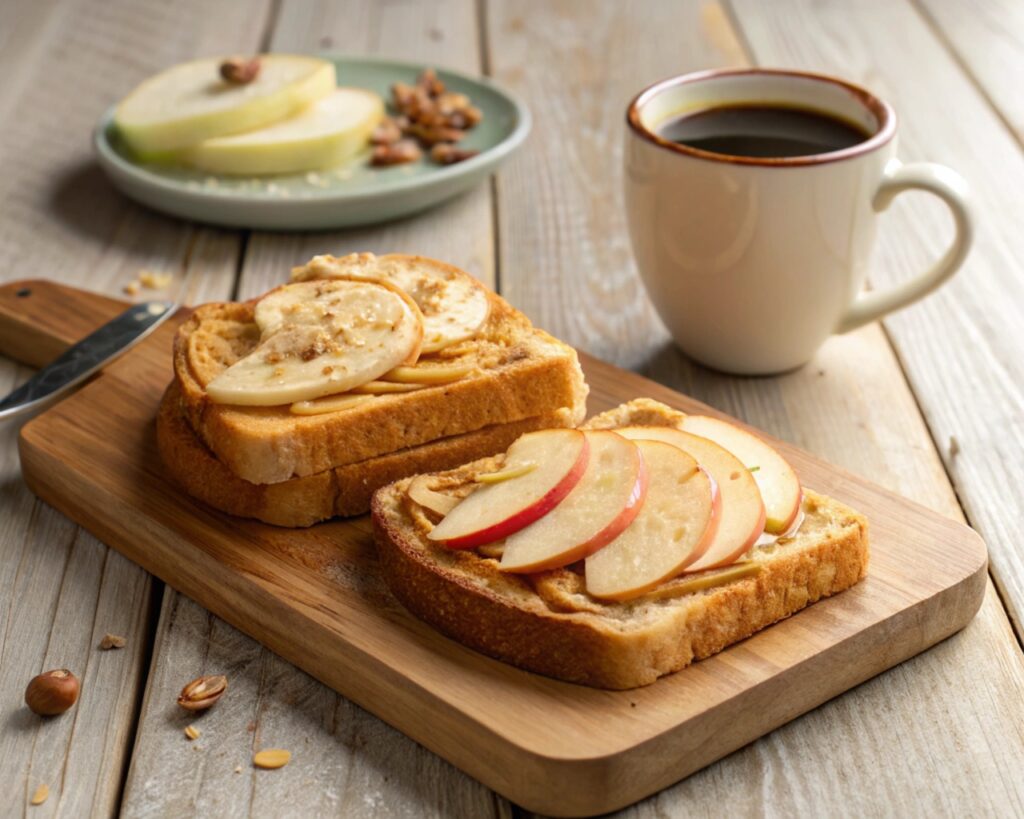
[623,68,973,374]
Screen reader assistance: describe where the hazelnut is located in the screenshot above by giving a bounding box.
[177,674,228,711]
[25,669,80,716]
[220,56,261,84]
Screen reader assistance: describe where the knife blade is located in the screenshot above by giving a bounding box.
[0,300,175,421]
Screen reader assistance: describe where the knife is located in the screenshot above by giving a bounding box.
[0,299,175,421]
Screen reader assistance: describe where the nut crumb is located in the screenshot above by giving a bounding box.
[948,435,960,458]
[254,749,291,769]
[30,784,49,806]
[234,765,243,774]
[99,633,126,650]
[184,725,200,740]
[123,281,140,296]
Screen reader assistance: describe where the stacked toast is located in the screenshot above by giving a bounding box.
[158,253,588,526]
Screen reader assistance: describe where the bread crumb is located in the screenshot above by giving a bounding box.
[139,269,173,290]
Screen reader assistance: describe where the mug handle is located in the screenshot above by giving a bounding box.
[836,159,974,334]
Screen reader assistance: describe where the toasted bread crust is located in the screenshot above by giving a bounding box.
[370,400,870,689]
[173,256,587,484]
[157,383,578,526]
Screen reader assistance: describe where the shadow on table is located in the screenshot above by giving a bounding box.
[46,160,136,243]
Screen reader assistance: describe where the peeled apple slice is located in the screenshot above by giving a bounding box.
[184,88,384,175]
[115,55,336,156]
[292,254,490,352]
[206,279,423,406]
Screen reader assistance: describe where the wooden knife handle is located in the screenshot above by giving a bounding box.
[0,279,128,368]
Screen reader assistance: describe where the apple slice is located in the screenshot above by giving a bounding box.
[407,475,461,516]
[585,440,720,601]
[499,431,648,573]
[681,416,802,534]
[115,56,337,156]
[184,87,384,175]
[428,429,589,549]
[615,427,765,571]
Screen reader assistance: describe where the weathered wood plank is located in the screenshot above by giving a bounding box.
[120,2,505,816]
[486,1,1024,815]
[0,0,262,814]
[731,0,1024,654]
[916,0,1024,140]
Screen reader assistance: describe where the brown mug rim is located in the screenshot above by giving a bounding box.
[626,67,897,167]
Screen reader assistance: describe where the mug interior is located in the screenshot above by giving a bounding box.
[629,69,895,165]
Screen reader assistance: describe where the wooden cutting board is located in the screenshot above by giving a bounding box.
[0,279,987,817]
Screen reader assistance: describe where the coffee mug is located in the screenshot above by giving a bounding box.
[623,68,973,374]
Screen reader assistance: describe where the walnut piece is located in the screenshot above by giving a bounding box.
[431,144,479,165]
[371,139,422,166]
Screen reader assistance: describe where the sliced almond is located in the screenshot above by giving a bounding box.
[382,363,474,385]
[641,562,762,601]
[254,749,291,769]
[349,380,425,395]
[30,784,49,806]
[290,394,376,415]
[475,462,537,485]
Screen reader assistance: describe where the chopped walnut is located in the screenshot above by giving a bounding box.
[381,66,483,167]
[431,144,479,165]
[371,139,422,166]
[370,118,403,146]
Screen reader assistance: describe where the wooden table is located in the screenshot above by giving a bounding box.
[2,0,1023,816]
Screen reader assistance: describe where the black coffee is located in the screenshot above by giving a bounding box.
[658,104,871,158]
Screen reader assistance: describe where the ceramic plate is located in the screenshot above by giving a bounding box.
[93,55,530,230]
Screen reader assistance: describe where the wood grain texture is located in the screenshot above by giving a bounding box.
[0,0,263,814]
[486,0,1024,815]
[14,284,989,814]
[120,2,508,817]
[730,0,1024,658]
[916,0,1024,140]
[486,0,746,367]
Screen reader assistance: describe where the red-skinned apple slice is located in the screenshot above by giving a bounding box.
[499,431,649,573]
[585,440,721,601]
[615,426,766,571]
[681,415,802,534]
[428,429,589,549]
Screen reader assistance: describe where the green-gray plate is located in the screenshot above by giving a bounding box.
[93,55,530,230]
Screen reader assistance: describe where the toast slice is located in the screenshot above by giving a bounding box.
[371,399,869,689]
[157,383,579,527]
[174,255,587,484]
